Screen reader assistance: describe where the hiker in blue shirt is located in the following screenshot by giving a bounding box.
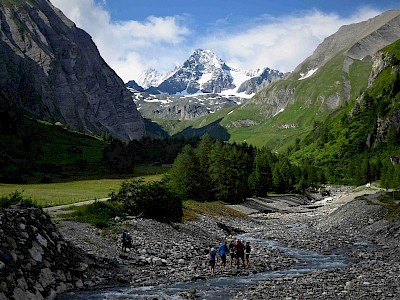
[218,241,228,269]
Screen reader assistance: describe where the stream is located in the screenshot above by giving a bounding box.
[59,231,349,299]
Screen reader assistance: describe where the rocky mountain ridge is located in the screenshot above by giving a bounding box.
[0,0,145,141]
[135,49,284,96]
[292,10,400,80]
[127,49,284,121]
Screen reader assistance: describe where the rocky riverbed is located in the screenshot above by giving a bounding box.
[234,189,400,299]
[57,186,400,299]
[2,185,400,299]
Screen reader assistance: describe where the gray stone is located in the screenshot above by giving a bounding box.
[36,234,48,248]
[6,237,16,249]
[39,268,55,288]
[0,293,7,300]
[75,279,84,288]
[28,242,44,262]
[17,277,28,290]
[12,287,26,300]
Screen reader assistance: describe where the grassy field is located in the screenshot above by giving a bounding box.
[0,174,163,207]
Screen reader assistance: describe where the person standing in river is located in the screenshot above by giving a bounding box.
[208,247,217,276]
[235,239,245,268]
[218,241,228,269]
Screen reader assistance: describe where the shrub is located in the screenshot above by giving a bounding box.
[69,201,124,228]
[110,179,182,223]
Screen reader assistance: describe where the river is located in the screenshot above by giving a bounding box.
[59,231,349,299]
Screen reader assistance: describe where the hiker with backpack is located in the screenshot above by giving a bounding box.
[121,229,132,252]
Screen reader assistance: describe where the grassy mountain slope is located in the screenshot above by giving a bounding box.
[289,39,400,186]
[0,97,108,183]
[170,53,371,150]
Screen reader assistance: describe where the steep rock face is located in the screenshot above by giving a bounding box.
[132,92,240,121]
[371,50,400,145]
[243,86,296,118]
[0,0,145,140]
[237,68,285,94]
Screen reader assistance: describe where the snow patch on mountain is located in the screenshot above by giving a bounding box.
[299,68,318,80]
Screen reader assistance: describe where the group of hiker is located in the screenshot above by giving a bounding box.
[208,239,251,276]
[121,229,251,277]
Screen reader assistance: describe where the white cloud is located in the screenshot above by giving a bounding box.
[51,0,382,82]
[51,0,191,82]
[199,8,382,72]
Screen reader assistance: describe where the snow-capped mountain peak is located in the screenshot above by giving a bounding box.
[188,48,227,71]
[137,68,162,89]
[133,49,284,97]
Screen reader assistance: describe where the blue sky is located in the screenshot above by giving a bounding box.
[51,0,400,82]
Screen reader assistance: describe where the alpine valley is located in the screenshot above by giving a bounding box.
[3,2,400,300]
[137,10,400,150]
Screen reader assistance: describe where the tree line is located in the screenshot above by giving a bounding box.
[167,135,314,204]
[110,134,321,222]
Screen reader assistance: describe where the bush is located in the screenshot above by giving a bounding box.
[70,201,124,228]
[110,179,182,223]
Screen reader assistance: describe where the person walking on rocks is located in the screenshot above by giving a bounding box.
[218,241,228,269]
[245,241,251,268]
[121,229,132,252]
[208,247,217,276]
[235,239,245,268]
[228,240,236,268]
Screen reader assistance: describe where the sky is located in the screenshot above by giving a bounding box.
[51,0,400,83]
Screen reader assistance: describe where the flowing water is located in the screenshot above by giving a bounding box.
[59,231,350,299]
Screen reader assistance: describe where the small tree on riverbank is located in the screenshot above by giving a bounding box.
[110,179,182,223]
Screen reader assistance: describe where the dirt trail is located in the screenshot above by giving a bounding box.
[43,197,110,215]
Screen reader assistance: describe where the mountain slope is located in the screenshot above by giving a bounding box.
[174,10,400,150]
[289,39,400,186]
[0,0,145,140]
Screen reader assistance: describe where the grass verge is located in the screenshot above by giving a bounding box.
[182,200,247,222]
[58,201,124,228]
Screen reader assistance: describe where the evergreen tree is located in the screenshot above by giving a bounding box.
[249,147,274,196]
[195,135,214,201]
[168,145,201,200]
[209,141,230,202]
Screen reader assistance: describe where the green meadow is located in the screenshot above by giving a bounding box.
[0,174,163,207]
